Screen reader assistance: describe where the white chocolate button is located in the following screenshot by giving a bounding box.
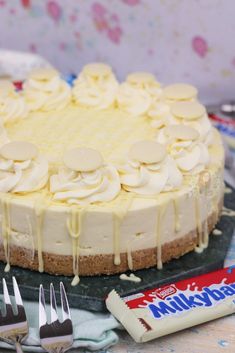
[29,68,59,80]
[127,72,157,84]
[83,63,112,77]
[0,141,39,161]
[171,101,206,120]
[165,125,199,140]
[129,140,166,164]
[0,80,14,95]
[163,83,198,100]
[63,147,103,172]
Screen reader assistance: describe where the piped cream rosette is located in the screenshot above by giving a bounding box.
[117,72,161,116]
[126,72,162,100]
[156,125,210,174]
[0,80,28,122]
[72,63,118,110]
[23,68,71,111]
[147,83,198,129]
[50,147,121,204]
[170,101,213,145]
[0,141,49,193]
[119,140,182,195]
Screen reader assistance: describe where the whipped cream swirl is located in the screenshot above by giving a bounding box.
[117,72,162,116]
[117,83,151,116]
[23,68,71,112]
[156,125,210,174]
[0,80,28,122]
[119,141,182,195]
[50,147,120,204]
[50,166,120,204]
[126,72,162,101]
[0,141,48,193]
[72,63,118,110]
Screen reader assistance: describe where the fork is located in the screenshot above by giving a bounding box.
[39,282,73,353]
[0,277,28,353]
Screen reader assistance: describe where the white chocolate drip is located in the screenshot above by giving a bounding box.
[194,186,208,253]
[119,273,141,283]
[113,194,134,267]
[113,213,121,266]
[212,229,222,236]
[1,194,11,271]
[4,262,10,272]
[71,275,80,286]
[127,243,133,270]
[156,202,168,269]
[35,199,46,273]
[173,197,180,232]
[26,214,35,261]
[67,206,85,285]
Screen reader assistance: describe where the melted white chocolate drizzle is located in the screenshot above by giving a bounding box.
[1,194,12,271]
[67,205,86,285]
[119,273,141,283]
[213,229,222,236]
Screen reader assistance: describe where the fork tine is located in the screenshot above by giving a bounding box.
[39,284,47,328]
[50,283,58,323]
[2,279,11,305]
[12,277,23,307]
[60,282,71,321]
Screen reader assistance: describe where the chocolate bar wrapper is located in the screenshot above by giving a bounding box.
[106,267,235,342]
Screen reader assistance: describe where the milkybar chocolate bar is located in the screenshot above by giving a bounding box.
[106,266,235,342]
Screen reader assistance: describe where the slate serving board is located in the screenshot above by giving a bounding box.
[1,185,235,312]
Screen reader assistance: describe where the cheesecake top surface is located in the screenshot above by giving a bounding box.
[0,63,224,207]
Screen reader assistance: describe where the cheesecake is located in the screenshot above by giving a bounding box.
[0,64,224,283]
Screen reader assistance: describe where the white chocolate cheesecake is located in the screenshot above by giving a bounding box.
[0,64,224,283]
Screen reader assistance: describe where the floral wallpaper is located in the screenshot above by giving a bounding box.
[0,0,234,103]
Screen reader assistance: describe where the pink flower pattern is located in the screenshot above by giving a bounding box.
[0,0,234,102]
[91,2,123,44]
[47,1,62,23]
[192,36,208,58]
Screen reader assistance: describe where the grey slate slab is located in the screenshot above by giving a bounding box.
[1,186,235,312]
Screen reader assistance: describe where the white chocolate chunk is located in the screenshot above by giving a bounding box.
[63,147,104,172]
[83,63,112,77]
[127,72,157,84]
[0,141,38,161]
[129,140,166,164]
[165,125,199,140]
[29,68,59,80]
[163,83,198,100]
[171,101,206,120]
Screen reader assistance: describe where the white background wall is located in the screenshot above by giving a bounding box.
[0,0,234,103]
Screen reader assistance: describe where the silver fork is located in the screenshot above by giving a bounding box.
[0,277,28,353]
[39,282,73,353]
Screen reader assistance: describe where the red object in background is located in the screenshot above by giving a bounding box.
[209,113,235,127]
[13,81,23,91]
[21,0,31,8]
